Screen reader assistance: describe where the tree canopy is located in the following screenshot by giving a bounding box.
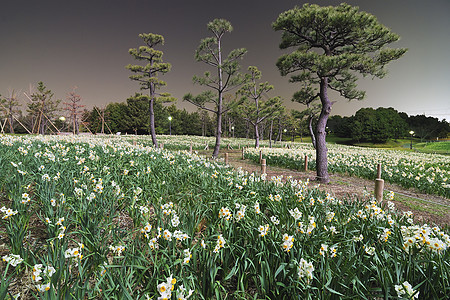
[273,3,407,182]
[236,66,283,148]
[126,33,175,147]
[27,82,61,135]
[184,19,247,158]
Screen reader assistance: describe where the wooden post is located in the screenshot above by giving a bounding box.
[375,179,384,202]
[160,143,164,149]
[242,147,245,160]
[225,153,229,164]
[189,143,193,154]
[133,140,137,146]
[304,155,308,171]
[376,163,382,179]
[375,163,384,202]
[261,159,266,174]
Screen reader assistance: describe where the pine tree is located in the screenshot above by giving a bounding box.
[184,19,247,158]
[236,66,283,148]
[126,33,174,146]
[273,3,407,182]
[27,82,60,134]
[0,89,21,133]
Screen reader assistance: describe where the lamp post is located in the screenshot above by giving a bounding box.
[168,116,172,135]
[409,130,414,149]
[59,116,66,132]
[231,126,235,138]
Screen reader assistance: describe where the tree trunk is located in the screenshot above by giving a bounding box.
[254,123,260,148]
[202,114,206,136]
[101,109,105,134]
[316,77,331,183]
[75,118,80,135]
[40,117,47,135]
[212,36,224,159]
[245,120,250,139]
[8,115,14,134]
[212,107,222,158]
[309,115,316,149]
[149,97,158,148]
[259,122,264,141]
[277,118,282,142]
[269,119,273,148]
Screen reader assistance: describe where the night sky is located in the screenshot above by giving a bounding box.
[1,0,449,121]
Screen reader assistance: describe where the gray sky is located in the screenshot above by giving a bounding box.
[1,0,449,120]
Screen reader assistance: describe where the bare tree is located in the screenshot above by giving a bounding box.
[63,87,85,134]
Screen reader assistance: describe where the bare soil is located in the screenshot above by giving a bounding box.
[219,149,450,228]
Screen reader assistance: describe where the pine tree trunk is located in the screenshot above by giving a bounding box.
[316,77,331,183]
[212,36,224,159]
[277,118,282,142]
[40,118,47,135]
[245,120,250,139]
[212,108,222,158]
[8,115,14,134]
[269,119,273,148]
[309,115,316,149]
[149,97,158,148]
[254,123,260,148]
[259,123,264,141]
[202,114,206,136]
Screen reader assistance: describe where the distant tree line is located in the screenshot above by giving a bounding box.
[328,107,449,143]
[2,83,448,145]
[78,101,448,144]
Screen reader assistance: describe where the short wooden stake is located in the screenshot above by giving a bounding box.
[225,153,229,164]
[375,178,384,202]
[160,143,164,149]
[376,163,382,179]
[304,155,308,171]
[261,158,266,174]
[133,140,137,146]
[242,147,245,160]
[189,143,193,154]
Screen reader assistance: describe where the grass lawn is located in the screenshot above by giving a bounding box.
[414,141,450,154]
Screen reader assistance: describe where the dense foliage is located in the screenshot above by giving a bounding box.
[329,108,449,143]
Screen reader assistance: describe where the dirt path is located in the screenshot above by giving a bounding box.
[217,149,450,227]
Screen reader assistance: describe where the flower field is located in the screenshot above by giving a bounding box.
[1,135,449,299]
[125,135,291,151]
[244,144,450,198]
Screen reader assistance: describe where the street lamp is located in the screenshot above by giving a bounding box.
[409,130,414,149]
[59,116,66,132]
[168,116,172,135]
[231,126,235,138]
